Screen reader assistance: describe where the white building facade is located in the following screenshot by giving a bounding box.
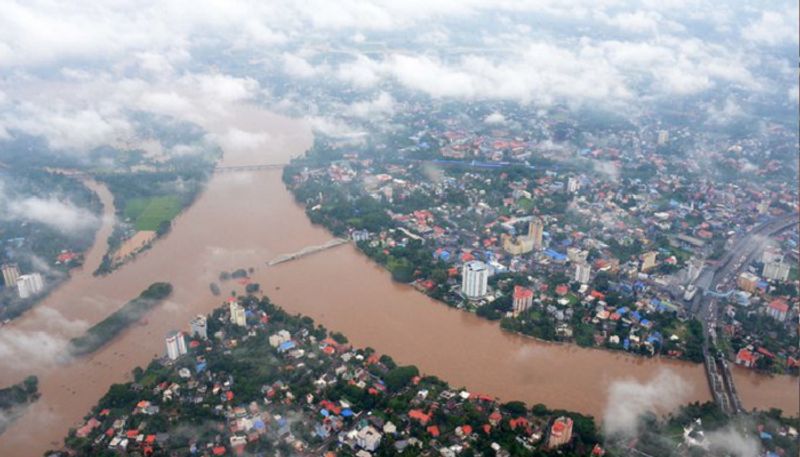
[16,273,44,299]
[462,260,489,299]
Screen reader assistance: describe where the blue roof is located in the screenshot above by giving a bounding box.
[616,307,629,315]
[278,341,296,352]
[631,311,642,321]
[320,409,329,417]
[544,249,567,261]
[341,409,354,417]
[640,318,650,326]
[254,419,265,430]
[623,339,630,350]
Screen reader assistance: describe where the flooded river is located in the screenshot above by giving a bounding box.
[0,108,795,456]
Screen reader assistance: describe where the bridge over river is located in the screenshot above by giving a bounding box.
[266,238,349,266]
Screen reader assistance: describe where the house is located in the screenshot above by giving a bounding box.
[356,425,382,452]
[766,299,789,322]
[547,417,573,449]
[735,348,757,368]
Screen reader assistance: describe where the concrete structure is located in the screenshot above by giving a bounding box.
[574,262,591,285]
[190,315,208,339]
[165,331,187,360]
[685,257,703,284]
[547,416,573,449]
[762,261,790,282]
[512,285,533,316]
[766,299,789,322]
[229,299,246,327]
[640,251,658,272]
[737,272,760,293]
[501,234,533,255]
[657,130,669,146]
[269,329,292,348]
[461,260,489,299]
[1,263,20,288]
[356,425,382,452]
[566,176,580,193]
[528,217,544,250]
[16,273,44,299]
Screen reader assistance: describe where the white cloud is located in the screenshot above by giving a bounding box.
[484,112,506,124]
[742,10,799,46]
[603,370,691,437]
[3,195,100,236]
[345,91,395,119]
[282,53,320,78]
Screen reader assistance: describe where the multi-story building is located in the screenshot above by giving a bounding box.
[512,285,533,316]
[766,299,789,322]
[230,299,247,327]
[356,425,382,452]
[528,217,544,250]
[574,262,591,285]
[16,273,44,299]
[566,176,580,193]
[547,416,574,449]
[763,261,790,282]
[462,260,489,299]
[640,251,658,272]
[737,272,760,293]
[501,234,533,255]
[1,263,20,288]
[190,315,208,339]
[657,130,669,146]
[165,331,187,360]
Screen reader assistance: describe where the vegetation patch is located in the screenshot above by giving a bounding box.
[69,283,173,356]
[124,196,183,231]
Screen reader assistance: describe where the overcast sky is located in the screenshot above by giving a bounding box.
[0,0,796,152]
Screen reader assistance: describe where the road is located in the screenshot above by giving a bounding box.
[690,212,798,414]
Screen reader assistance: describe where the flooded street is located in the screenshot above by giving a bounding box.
[0,109,795,457]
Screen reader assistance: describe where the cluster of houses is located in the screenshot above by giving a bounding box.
[59,296,603,456]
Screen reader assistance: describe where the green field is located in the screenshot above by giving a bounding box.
[124,196,182,231]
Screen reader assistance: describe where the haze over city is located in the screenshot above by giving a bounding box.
[0,1,797,457]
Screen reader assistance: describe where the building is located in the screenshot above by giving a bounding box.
[229,299,246,327]
[737,272,760,293]
[512,285,534,316]
[640,251,658,272]
[567,247,587,263]
[356,425,382,452]
[351,229,370,242]
[547,416,574,449]
[657,130,669,146]
[685,257,703,284]
[762,261,790,282]
[566,176,580,193]
[165,331,187,360]
[190,315,208,339]
[528,217,544,250]
[1,263,20,288]
[461,260,489,299]
[501,233,533,255]
[766,299,789,322]
[574,262,591,285]
[16,273,44,299]
[735,348,756,368]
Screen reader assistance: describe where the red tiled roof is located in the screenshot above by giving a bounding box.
[768,299,789,313]
[427,425,440,437]
[409,409,431,425]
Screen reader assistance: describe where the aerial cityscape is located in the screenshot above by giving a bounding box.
[0,1,797,456]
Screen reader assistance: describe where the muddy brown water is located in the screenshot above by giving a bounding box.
[0,109,795,457]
